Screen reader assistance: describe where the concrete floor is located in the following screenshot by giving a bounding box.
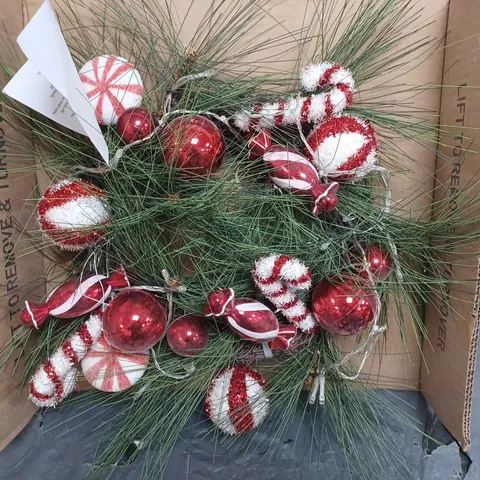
[0,389,477,480]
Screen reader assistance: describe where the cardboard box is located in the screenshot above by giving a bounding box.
[421,0,480,452]
[0,0,477,454]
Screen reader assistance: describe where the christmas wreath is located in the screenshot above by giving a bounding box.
[1,0,478,478]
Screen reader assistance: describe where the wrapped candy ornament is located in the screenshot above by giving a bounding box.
[81,335,150,392]
[306,115,378,178]
[79,55,144,125]
[263,145,339,214]
[103,290,167,353]
[204,288,279,343]
[205,366,269,435]
[20,267,129,329]
[312,277,377,336]
[38,179,110,250]
[29,310,103,407]
[160,115,225,177]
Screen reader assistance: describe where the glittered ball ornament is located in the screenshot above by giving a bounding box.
[354,245,393,282]
[205,288,279,343]
[306,115,378,178]
[81,335,149,392]
[160,115,225,177]
[116,107,157,144]
[312,278,377,336]
[79,55,144,125]
[167,314,209,357]
[205,366,269,435]
[38,179,109,250]
[103,290,167,353]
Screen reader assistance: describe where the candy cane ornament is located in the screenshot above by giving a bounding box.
[232,62,355,134]
[253,254,317,333]
[29,310,103,407]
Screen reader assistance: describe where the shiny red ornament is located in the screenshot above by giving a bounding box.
[263,146,339,215]
[354,245,393,282]
[103,290,167,353]
[269,325,297,351]
[116,107,157,144]
[312,277,377,336]
[204,288,279,343]
[160,115,225,177]
[248,129,272,159]
[20,267,129,329]
[167,314,209,357]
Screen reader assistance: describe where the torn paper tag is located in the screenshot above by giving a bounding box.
[2,0,109,164]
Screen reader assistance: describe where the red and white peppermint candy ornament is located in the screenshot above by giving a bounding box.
[263,146,339,215]
[29,310,103,407]
[38,179,109,250]
[20,266,129,329]
[204,288,279,343]
[79,55,144,125]
[306,115,378,178]
[205,366,269,435]
[269,325,297,351]
[254,254,316,333]
[81,335,149,392]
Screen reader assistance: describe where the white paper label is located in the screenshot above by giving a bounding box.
[2,1,110,164]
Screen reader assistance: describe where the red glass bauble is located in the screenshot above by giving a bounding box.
[312,278,376,336]
[167,314,209,357]
[160,115,225,177]
[116,107,157,144]
[103,290,167,353]
[359,245,393,282]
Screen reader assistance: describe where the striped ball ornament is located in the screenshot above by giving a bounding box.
[79,55,144,125]
[38,179,109,250]
[205,366,269,435]
[81,335,149,392]
[306,115,378,178]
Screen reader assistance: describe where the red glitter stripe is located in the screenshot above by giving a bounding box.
[78,323,94,349]
[29,382,54,401]
[62,340,79,365]
[325,95,334,118]
[289,272,311,286]
[271,255,292,281]
[336,82,354,107]
[318,64,342,89]
[44,360,64,399]
[228,367,255,434]
[279,296,300,311]
[267,284,288,299]
[300,97,312,123]
[274,100,286,126]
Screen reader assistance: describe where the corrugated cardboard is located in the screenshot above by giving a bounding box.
[421,0,480,452]
[0,0,477,454]
[0,0,46,451]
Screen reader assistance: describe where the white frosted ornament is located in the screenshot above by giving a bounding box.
[205,366,269,435]
[306,115,378,178]
[79,55,144,125]
[81,335,149,392]
[38,178,109,250]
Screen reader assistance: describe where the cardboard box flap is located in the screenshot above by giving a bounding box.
[0,0,46,451]
[421,0,480,452]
